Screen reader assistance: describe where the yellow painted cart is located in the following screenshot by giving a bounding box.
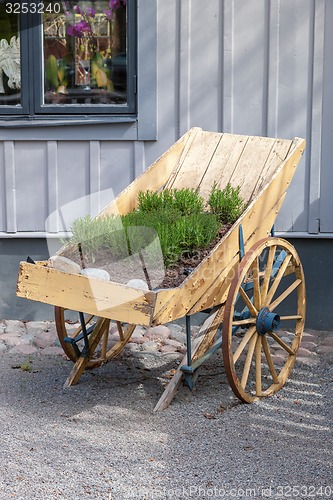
[17,128,306,410]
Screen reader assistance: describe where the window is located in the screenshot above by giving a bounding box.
[0,0,136,119]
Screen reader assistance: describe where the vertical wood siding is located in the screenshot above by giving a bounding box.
[0,0,330,235]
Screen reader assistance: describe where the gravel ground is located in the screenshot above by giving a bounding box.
[0,333,332,500]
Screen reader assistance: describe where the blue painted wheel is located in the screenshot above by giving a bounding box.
[55,307,135,367]
[222,238,306,403]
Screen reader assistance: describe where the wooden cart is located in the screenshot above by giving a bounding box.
[16,128,306,410]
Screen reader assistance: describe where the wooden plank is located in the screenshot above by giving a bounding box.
[17,262,156,326]
[153,288,179,318]
[167,130,223,191]
[153,336,201,412]
[153,308,221,412]
[152,138,305,324]
[198,133,249,199]
[228,136,277,202]
[252,139,293,199]
[164,127,201,189]
[98,128,196,217]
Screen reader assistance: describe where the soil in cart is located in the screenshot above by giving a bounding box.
[59,186,244,289]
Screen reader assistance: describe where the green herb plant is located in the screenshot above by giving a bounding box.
[208,182,245,224]
[67,185,245,269]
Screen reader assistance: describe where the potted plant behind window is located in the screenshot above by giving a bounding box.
[65,0,126,93]
[43,0,126,104]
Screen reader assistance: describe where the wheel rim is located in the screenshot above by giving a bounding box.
[222,238,306,403]
[55,307,136,367]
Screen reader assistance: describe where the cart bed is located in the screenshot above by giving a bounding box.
[17,129,305,326]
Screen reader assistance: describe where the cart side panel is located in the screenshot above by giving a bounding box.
[228,136,283,201]
[152,138,305,324]
[165,130,223,190]
[17,263,156,326]
[188,195,286,314]
[199,135,292,202]
[163,131,294,208]
[197,133,249,199]
[251,139,294,199]
[98,127,201,217]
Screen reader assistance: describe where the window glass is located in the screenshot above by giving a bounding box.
[43,0,127,106]
[0,6,20,106]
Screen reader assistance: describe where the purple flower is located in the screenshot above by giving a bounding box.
[109,0,121,10]
[73,4,84,15]
[67,20,92,37]
[77,20,92,33]
[103,9,113,20]
[86,6,96,18]
[66,24,77,36]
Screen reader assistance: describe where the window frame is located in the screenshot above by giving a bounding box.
[0,1,137,117]
[0,0,157,140]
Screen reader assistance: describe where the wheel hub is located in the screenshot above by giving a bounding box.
[256,307,280,335]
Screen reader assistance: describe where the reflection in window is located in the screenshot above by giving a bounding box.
[0,7,20,106]
[43,0,127,106]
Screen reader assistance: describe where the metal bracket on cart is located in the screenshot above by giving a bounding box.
[63,312,94,358]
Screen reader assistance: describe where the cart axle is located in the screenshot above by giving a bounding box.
[256,307,280,335]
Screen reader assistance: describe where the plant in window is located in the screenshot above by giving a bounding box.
[63,0,126,91]
[45,55,68,94]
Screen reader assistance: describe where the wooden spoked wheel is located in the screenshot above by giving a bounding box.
[222,237,306,403]
[54,307,136,368]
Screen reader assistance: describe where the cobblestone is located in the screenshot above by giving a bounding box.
[321,336,333,346]
[0,320,331,368]
[9,345,38,355]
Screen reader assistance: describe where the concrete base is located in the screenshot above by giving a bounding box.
[290,238,333,330]
[0,238,53,321]
[0,237,332,329]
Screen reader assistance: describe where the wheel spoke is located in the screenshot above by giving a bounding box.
[252,257,261,310]
[269,279,302,311]
[241,332,257,389]
[262,335,279,383]
[233,326,257,363]
[265,254,292,306]
[255,335,262,396]
[101,320,110,360]
[280,315,303,321]
[268,331,295,355]
[261,245,276,303]
[116,321,125,341]
[232,318,257,326]
[239,286,258,317]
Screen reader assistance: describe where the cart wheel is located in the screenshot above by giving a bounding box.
[222,237,306,403]
[54,307,136,368]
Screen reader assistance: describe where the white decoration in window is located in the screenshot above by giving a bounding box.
[0,36,21,94]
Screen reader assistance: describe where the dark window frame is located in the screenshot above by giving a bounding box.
[0,0,156,140]
[0,1,137,118]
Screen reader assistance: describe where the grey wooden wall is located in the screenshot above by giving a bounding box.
[0,0,330,237]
